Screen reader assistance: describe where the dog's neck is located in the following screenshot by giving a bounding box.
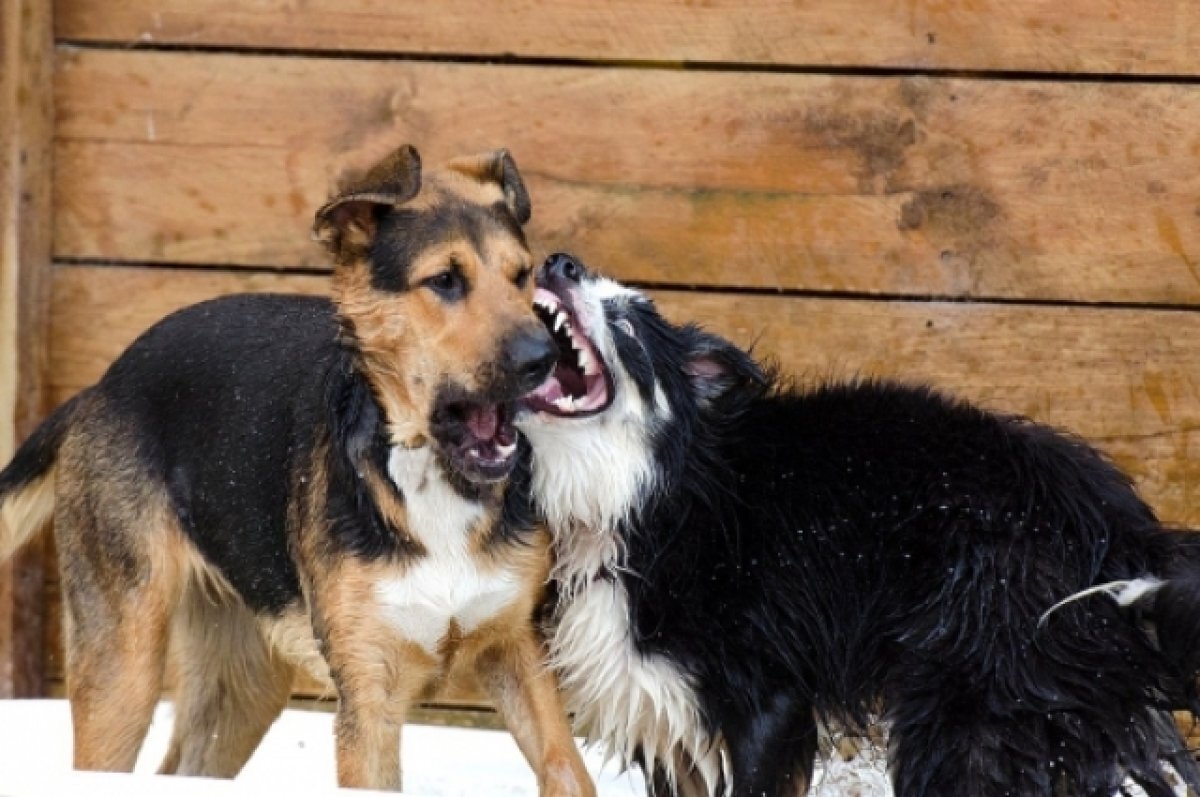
[529,414,730,797]
[523,417,655,597]
[386,445,486,551]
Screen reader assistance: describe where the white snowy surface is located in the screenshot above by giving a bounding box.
[804,733,1187,797]
[0,701,1185,796]
[0,699,645,796]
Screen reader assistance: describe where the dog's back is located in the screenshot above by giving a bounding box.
[83,292,339,610]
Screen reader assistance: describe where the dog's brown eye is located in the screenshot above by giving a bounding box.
[514,266,532,289]
[424,269,466,300]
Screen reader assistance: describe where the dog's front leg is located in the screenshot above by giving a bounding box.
[316,583,436,793]
[329,638,434,791]
[478,630,596,797]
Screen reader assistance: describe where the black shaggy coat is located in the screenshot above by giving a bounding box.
[606,319,1200,796]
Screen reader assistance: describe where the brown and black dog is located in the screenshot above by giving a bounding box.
[0,145,594,795]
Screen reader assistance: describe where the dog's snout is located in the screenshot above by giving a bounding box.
[506,327,558,391]
[543,253,585,284]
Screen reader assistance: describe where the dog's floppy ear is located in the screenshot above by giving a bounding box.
[684,330,767,406]
[313,145,423,255]
[444,149,532,224]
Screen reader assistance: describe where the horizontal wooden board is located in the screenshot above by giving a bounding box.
[55,0,1200,77]
[54,50,1200,304]
[47,265,1200,527]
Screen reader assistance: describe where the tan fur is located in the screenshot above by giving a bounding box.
[331,230,536,448]
[53,404,292,776]
[432,162,509,207]
[300,522,591,794]
[0,470,55,560]
[160,585,296,777]
[56,429,190,771]
[262,608,334,691]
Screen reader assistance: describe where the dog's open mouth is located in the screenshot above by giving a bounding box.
[431,400,519,482]
[525,288,613,417]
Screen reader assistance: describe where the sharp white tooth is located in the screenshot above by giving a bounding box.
[577,347,597,375]
[496,440,517,457]
[554,395,575,412]
[554,311,569,332]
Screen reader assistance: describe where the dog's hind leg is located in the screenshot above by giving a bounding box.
[887,691,1061,797]
[884,664,1154,797]
[723,692,818,797]
[158,578,294,778]
[58,492,185,772]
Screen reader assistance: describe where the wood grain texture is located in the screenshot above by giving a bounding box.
[0,0,55,698]
[46,265,1200,527]
[54,0,1200,76]
[53,50,1200,304]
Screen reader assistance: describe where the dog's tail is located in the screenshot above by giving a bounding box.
[1043,568,1200,692]
[0,394,83,560]
[1123,563,1200,791]
[1141,568,1200,694]
[1037,545,1200,791]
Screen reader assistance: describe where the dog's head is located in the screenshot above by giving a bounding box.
[515,253,765,531]
[315,145,554,484]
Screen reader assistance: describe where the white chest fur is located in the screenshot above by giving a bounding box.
[551,575,726,795]
[373,446,521,654]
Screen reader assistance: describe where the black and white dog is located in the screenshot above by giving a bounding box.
[517,253,1200,797]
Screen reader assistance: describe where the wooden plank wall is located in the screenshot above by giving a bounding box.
[30,0,1200,704]
[1,0,55,698]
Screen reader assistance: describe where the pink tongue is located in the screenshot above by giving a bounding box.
[467,405,499,440]
[530,375,565,403]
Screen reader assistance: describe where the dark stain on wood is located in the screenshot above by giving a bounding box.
[802,110,918,193]
[897,185,1002,238]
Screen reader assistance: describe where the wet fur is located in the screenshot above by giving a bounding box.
[0,148,592,796]
[522,262,1200,797]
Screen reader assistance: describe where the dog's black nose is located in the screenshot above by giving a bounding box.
[543,253,585,283]
[506,327,558,392]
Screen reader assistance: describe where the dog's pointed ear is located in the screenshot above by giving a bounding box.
[313,145,423,255]
[684,330,767,406]
[444,149,531,224]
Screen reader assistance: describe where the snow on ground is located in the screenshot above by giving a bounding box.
[807,732,1187,797]
[0,701,1186,796]
[0,700,644,796]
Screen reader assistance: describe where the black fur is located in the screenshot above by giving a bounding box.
[567,286,1200,797]
[98,294,338,611]
[321,347,421,561]
[0,393,83,501]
